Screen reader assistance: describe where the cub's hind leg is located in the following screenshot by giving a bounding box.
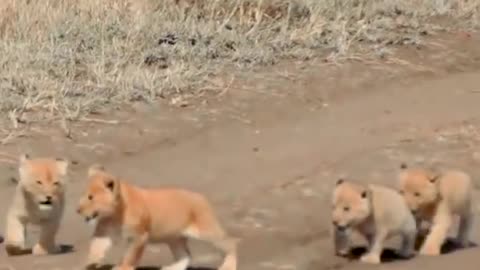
[399,230,416,259]
[183,219,238,270]
[163,238,191,270]
[398,215,417,259]
[4,215,28,256]
[183,197,238,270]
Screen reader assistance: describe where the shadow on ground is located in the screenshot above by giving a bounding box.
[94,265,215,270]
[414,235,477,255]
[343,236,478,264]
[0,244,74,257]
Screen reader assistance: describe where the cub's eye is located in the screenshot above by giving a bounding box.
[343,206,350,212]
[53,181,60,186]
[414,192,421,197]
[36,180,42,185]
[88,195,93,201]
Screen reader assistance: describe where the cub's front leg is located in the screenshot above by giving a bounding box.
[360,229,387,264]
[4,214,28,256]
[333,227,350,256]
[33,218,62,255]
[85,224,114,269]
[114,232,148,270]
[419,202,453,256]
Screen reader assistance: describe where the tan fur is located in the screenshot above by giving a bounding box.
[77,165,238,270]
[398,163,474,256]
[332,179,416,264]
[4,154,69,256]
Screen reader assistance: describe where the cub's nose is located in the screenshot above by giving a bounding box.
[46,195,52,201]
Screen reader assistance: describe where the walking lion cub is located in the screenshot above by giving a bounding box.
[77,165,238,270]
[331,179,417,264]
[4,154,69,256]
[397,163,474,256]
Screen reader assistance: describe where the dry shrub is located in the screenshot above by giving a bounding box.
[0,0,479,125]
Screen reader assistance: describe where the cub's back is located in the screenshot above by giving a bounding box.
[369,184,414,229]
[139,187,214,236]
[438,170,473,212]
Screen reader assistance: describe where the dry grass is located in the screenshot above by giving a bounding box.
[0,0,479,126]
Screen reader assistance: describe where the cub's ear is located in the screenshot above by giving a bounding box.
[18,154,31,180]
[429,173,440,183]
[360,189,369,199]
[336,178,344,186]
[55,158,69,176]
[19,153,30,165]
[105,178,116,192]
[88,164,105,178]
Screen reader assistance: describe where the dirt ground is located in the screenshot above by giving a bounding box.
[2,32,480,270]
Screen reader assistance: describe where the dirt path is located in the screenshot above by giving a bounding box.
[2,36,480,270]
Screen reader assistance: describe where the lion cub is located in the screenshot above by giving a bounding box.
[332,179,417,264]
[397,163,474,256]
[77,165,238,270]
[4,154,69,256]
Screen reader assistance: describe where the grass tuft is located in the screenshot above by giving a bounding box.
[0,0,479,124]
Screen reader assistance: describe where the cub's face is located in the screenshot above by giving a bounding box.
[18,154,69,211]
[77,165,119,226]
[331,180,371,232]
[397,165,439,213]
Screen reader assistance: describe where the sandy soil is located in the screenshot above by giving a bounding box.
[2,33,480,270]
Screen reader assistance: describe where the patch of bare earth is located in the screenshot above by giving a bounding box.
[2,1,480,270]
[1,31,480,270]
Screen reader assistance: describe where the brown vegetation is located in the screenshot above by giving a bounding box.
[0,0,478,126]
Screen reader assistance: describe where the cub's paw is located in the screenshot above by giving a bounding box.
[112,265,135,270]
[32,243,61,255]
[398,250,415,260]
[419,244,441,256]
[360,253,381,264]
[85,263,99,270]
[453,238,471,249]
[335,248,350,257]
[5,244,28,256]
